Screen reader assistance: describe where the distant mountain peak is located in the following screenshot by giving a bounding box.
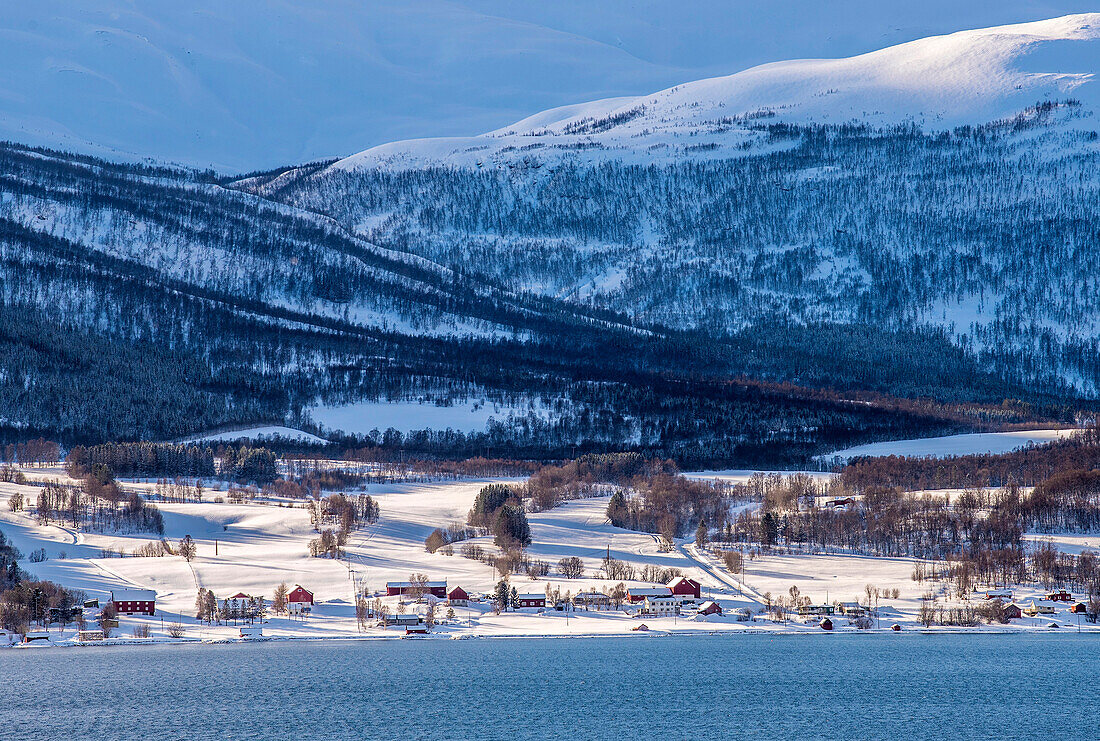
[334,13,1100,172]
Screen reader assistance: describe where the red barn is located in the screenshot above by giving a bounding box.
[111,589,156,616]
[667,577,701,600]
[447,586,470,606]
[288,585,314,615]
[387,581,447,598]
[515,594,545,609]
[697,600,722,616]
[1003,603,1023,620]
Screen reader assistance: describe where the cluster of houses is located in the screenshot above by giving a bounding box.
[378,575,730,633]
[983,588,1088,621]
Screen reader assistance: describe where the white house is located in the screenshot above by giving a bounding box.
[643,596,680,616]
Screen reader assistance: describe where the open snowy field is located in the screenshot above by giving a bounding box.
[178,426,329,446]
[820,429,1079,462]
[2,474,1095,647]
[310,398,553,436]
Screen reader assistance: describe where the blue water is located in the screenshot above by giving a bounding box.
[2,634,1097,739]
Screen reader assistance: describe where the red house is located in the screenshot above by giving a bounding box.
[667,577,701,600]
[447,586,470,606]
[1003,603,1023,620]
[1047,590,1072,602]
[288,585,314,615]
[515,594,545,609]
[387,581,447,598]
[111,589,156,616]
[697,600,722,616]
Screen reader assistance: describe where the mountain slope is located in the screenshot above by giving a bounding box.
[0,2,1094,170]
[332,13,1100,170]
[2,141,1014,463]
[241,15,1100,400]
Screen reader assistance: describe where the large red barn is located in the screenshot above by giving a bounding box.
[110,589,156,616]
[387,581,447,598]
[287,585,314,615]
[667,577,701,600]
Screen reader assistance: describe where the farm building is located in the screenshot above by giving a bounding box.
[515,594,546,609]
[287,585,314,615]
[224,593,252,612]
[643,596,680,616]
[447,587,470,606]
[627,587,673,603]
[1047,590,1072,602]
[838,603,868,617]
[697,601,722,616]
[1070,602,1087,614]
[984,589,1013,601]
[574,591,612,610]
[386,581,447,598]
[111,589,156,616]
[667,577,701,600]
[798,604,835,617]
[819,618,833,630]
[1003,603,1023,620]
[825,497,855,509]
[384,614,424,628]
[1025,602,1056,617]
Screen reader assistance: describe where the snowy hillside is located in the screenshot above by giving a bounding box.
[1,2,1095,171]
[335,14,1100,170]
[244,15,1100,400]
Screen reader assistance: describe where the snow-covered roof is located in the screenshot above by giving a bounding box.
[228,592,250,599]
[111,589,156,601]
[387,581,446,588]
[629,587,672,597]
[516,594,545,600]
[698,601,720,610]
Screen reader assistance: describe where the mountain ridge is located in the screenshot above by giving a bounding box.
[331,13,1100,172]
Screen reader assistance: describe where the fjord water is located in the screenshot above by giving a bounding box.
[4,635,1097,739]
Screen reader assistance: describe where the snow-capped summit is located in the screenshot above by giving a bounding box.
[334,14,1100,171]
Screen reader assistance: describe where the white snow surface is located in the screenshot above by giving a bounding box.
[310,399,553,435]
[2,3,1097,171]
[335,13,1100,171]
[1,473,1095,643]
[179,426,328,446]
[822,428,1079,462]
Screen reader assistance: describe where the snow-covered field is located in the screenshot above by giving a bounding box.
[310,398,553,436]
[178,426,329,446]
[2,473,1093,647]
[820,428,1079,462]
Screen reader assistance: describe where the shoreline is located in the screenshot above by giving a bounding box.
[6,623,1095,651]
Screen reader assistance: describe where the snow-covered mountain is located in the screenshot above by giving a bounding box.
[0,2,1095,171]
[242,15,1100,399]
[334,13,1100,170]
